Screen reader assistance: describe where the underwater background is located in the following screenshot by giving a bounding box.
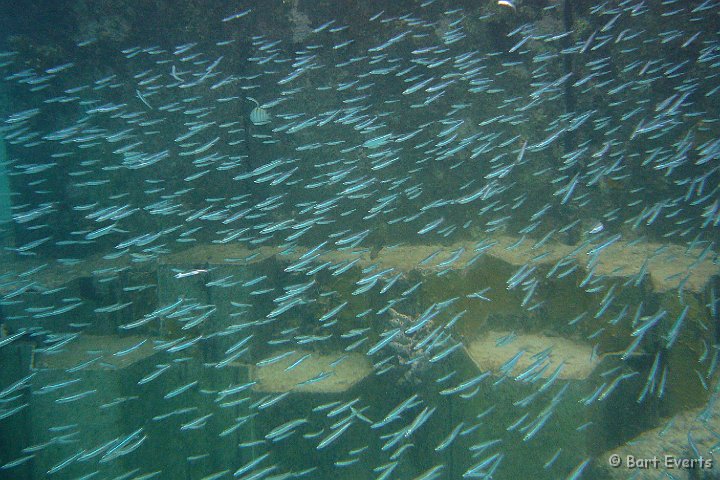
[0,0,719,479]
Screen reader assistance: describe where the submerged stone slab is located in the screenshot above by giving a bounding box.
[1,231,715,302]
[250,350,372,393]
[464,330,599,380]
[156,233,718,294]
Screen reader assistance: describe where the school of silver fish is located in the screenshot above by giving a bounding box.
[0,0,719,479]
